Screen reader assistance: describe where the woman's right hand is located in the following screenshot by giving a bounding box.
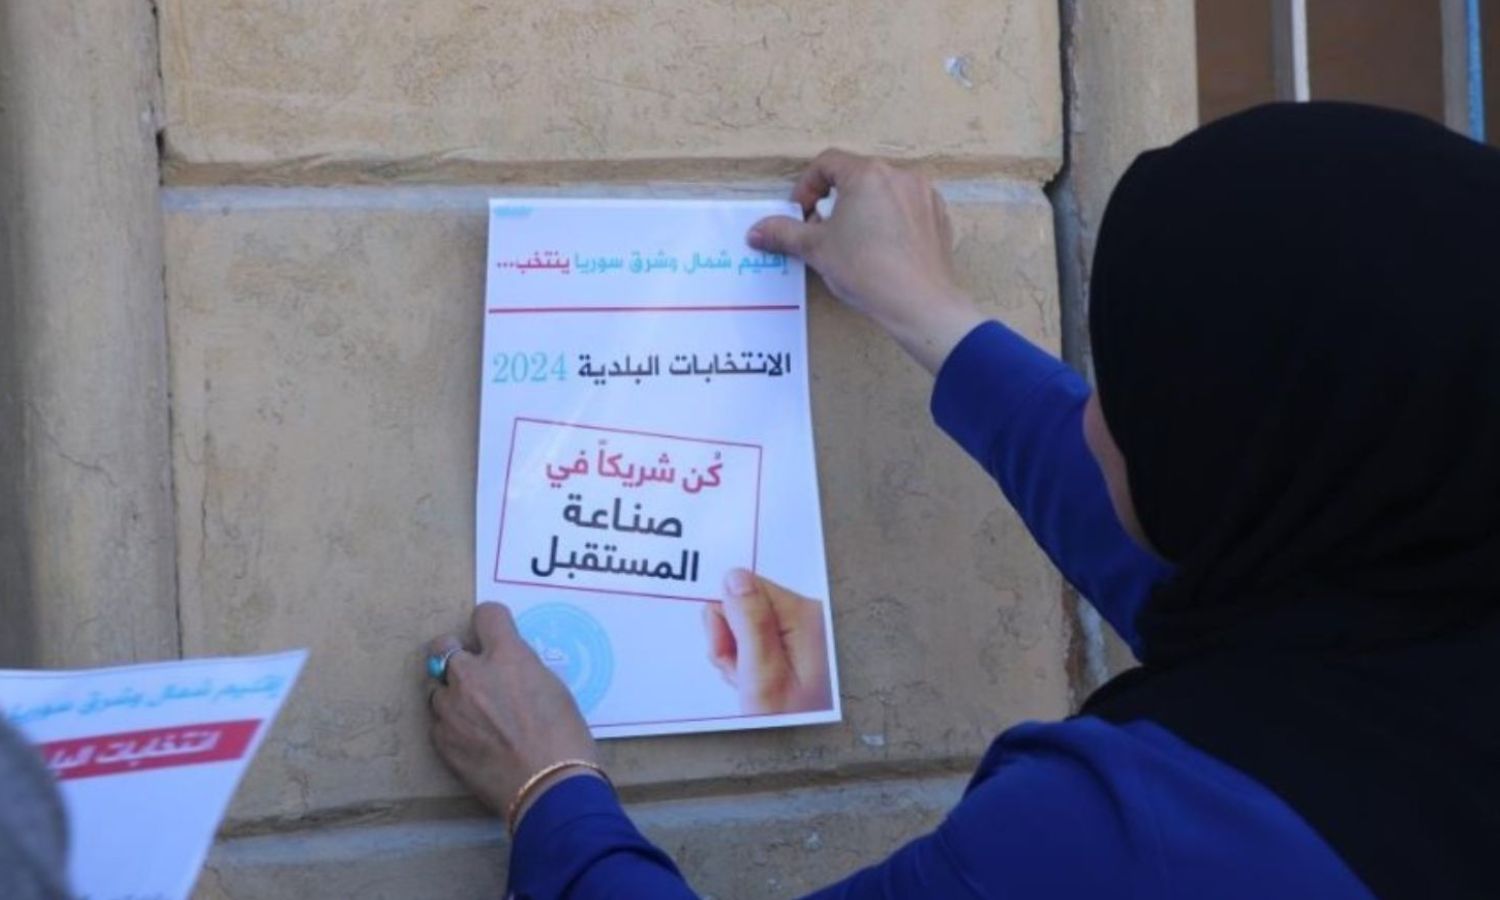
[748,149,984,373]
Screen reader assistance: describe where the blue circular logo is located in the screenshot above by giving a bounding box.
[516,603,614,715]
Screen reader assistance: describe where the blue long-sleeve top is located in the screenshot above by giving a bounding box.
[508,322,1372,899]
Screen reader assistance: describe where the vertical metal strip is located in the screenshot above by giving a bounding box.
[1271,0,1311,102]
[1445,0,1487,138]
[1468,0,1486,140]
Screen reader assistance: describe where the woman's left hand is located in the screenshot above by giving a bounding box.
[427,603,598,818]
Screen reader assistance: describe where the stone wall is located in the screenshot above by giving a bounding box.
[0,2,1199,896]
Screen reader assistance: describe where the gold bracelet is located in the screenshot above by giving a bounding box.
[506,758,612,835]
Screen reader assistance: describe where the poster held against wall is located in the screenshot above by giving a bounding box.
[477,198,840,739]
[0,651,307,900]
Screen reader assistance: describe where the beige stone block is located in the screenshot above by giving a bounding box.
[197,773,968,899]
[0,0,178,666]
[164,181,1068,823]
[159,1,1061,182]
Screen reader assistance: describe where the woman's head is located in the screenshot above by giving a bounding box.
[1087,102,1500,661]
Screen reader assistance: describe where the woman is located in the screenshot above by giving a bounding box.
[427,103,1500,898]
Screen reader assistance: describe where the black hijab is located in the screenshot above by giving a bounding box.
[1081,103,1500,898]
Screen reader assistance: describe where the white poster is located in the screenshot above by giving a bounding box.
[478,198,839,738]
[1,651,307,900]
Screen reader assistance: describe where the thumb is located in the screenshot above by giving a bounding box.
[720,569,793,683]
[748,573,817,628]
[748,216,820,260]
[740,574,828,691]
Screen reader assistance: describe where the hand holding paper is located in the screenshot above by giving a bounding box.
[428,574,834,831]
[428,604,598,817]
[748,149,984,373]
[702,570,833,716]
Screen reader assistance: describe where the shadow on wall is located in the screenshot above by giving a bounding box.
[0,3,40,667]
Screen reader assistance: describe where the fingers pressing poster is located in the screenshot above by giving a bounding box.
[477,199,840,738]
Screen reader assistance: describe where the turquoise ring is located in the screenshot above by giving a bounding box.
[427,647,460,683]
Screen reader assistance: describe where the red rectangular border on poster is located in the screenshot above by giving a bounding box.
[492,417,764,604]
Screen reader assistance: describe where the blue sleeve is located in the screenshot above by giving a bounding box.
[508,775,697,899]
[929,321,1173,654]
[509,743,1147,900]
[803,734,1145,900]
